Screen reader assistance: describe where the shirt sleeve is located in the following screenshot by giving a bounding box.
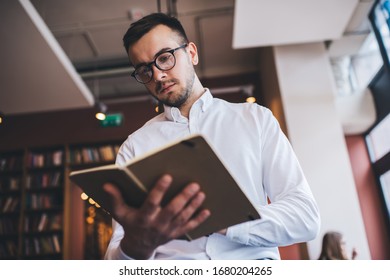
[226,107,320,247]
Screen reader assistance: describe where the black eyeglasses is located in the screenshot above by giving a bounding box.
[131,44,188,84]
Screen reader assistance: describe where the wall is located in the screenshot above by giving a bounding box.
[257,47,288,135]
[345,135,390,259]
[272,42,371,259]
[0,99,157,150]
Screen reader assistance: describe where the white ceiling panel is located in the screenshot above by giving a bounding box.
[0,0,94,115]
[233,0,359,48]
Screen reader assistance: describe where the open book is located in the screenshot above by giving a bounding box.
[69,134,260,240]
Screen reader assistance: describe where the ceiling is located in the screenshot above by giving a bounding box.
[0,0,375,116]
[234,0,359,48]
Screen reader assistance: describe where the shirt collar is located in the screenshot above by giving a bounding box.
[163,88,213,122]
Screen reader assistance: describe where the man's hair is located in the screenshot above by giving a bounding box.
[123,13,189,53]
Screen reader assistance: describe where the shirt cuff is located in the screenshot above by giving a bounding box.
[226,221,251,245]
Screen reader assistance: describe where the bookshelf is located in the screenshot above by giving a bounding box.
[22,147,65,259]
[68,141,120,259]
[0,141,120,259]
[0,150,24,259]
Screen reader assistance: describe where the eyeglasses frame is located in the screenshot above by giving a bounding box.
[131,43,189,84]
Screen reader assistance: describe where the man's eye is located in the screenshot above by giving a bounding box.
[157,53,171,64]
[137,66,150,75]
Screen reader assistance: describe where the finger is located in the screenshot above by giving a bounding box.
[170,191,206,227]
[140,174,172,215]
[157,182,200,225]
[171,209,211,239]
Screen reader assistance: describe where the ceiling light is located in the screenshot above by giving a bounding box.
[95,112,106,121]
[95,102,107,120]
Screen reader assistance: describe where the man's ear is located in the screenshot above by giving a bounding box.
[188,42,199,65]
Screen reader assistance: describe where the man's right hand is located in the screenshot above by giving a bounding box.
[103,174,210,259]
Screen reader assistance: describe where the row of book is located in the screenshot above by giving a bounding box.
[0,212,63,235]
[0,155,24,172]
[2,194,64,213]
[2,144,120,170]
[26,172,62,189]
[24,235,61,256]
[69,144,120,165]
[0,235,62,258]
[24,213,62,232]
[27,150,64,168]
[0,217,18,235]
[24,193,63,210]
[0,240,18,259]
[0,177,22,192]
[1,197,20,213]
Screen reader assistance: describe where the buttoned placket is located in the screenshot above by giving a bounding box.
[188,101,202,134]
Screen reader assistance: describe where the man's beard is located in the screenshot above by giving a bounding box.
[154,68,195,109]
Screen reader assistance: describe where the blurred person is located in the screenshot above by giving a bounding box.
[318,231,358,260]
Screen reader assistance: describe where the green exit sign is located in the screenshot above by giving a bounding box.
[100,113,123,127]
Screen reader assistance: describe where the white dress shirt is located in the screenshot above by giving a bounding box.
[104,89,320,260]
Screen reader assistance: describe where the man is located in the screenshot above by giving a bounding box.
[104,13,320,260]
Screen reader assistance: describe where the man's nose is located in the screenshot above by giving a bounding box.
[152,64,167,82]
